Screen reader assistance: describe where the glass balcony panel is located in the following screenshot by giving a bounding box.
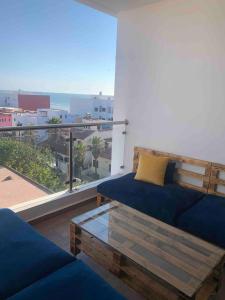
[0,128,69,208]
[73,125,113,187]
[0,121,126,208]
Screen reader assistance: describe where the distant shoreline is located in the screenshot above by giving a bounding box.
[0,90,114,113]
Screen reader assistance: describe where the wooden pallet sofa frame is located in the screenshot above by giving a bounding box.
[97,147,225,249]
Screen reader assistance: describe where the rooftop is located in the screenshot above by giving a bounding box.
[0,166,48,208]
[71,128,95,140]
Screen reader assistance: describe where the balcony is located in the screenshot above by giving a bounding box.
[0,120,127,216]
[1,0,225,299]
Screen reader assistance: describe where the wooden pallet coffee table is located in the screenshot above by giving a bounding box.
[70,201,225,300]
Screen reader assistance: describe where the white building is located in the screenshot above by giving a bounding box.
[12,109,75,142]
[70,93,113,120]
[37,109,75,124]
[12,109,74,127]
[0,91,18,108]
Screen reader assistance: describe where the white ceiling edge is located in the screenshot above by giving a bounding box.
[75,0,163,17]
[75,0,117,16]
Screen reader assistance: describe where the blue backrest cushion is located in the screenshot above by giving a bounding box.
[0,209,75,299]
[164,162,176,184]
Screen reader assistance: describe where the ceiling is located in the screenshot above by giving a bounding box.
[76,0,161,16]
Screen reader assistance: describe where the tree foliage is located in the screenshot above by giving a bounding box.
[91,136,103,175]
[74,142,86,177]
[47,117,61,124]
[0,138,65,192]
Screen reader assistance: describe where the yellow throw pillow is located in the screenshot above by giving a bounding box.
[135,153,169,186]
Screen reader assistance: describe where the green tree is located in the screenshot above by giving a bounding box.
[47,117,61,124]
[74,142,86,178]
[0,138,65,192]
[47,117,62,152]
[91,136,103,176]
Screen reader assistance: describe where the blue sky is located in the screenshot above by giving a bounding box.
[0,0,117,95]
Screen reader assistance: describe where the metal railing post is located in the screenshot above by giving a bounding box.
[69,130,73,193]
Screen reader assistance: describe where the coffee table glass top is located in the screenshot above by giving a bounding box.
[72,201,225,297]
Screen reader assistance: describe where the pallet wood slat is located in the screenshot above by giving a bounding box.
[208,163,225,197]
[109,215,215,268]
[176,168,205,180]
[177,181,207,193]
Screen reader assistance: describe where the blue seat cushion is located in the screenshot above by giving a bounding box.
[97,173,203,225]
[0,209,75,299]
[8,260,125,300]
[177,195,225,248]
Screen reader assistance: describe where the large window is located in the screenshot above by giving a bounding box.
[0,0,118,207]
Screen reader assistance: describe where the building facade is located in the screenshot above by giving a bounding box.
[70,93,113,120]
[18,94,50,111]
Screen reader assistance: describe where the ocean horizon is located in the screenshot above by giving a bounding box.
[0,90,114,113]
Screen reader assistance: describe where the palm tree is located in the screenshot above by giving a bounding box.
[91,136,103,176]
[47,117,62,151]
[46,117,63,169]
[74,141,86,178]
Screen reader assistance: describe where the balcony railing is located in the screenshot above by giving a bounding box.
[0,120,127,208]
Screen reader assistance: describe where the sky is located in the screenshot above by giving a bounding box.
[0,0,117,95]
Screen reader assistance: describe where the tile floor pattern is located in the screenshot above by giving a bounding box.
[33,200,224,300]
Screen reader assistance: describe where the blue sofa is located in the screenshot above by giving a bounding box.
[97,173,225,249]
[0,209,125,300]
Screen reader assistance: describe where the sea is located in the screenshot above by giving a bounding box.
[0,90,114,113]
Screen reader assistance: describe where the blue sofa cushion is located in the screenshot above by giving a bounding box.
[97,173,203,224]
[8,260,125,300]
[0,209,75,299]
[177,195,225,249]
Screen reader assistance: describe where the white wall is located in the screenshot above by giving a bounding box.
[70,94,113,120]
[112,0,225,172]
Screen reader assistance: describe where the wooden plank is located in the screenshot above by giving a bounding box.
[121,264,180,300]
[208,164,225,197]
[70,223,81,255]
[116,202,224,256]
[107,217,209,282]
[176,168,205,180]
[195,279,218,300]
[109,210,216,269]
[210,177,225,186]
[212,163,225,171]
[109,238,200,297]
[177,181,207,193]
[96,193,103,206]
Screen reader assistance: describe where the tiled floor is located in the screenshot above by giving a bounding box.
[33,200,225,300]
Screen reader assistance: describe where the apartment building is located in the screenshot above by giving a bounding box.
[70,92,113,120]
